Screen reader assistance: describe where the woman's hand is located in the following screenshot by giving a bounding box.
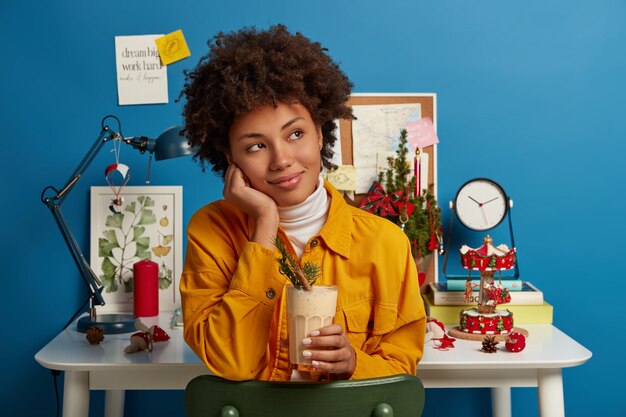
[223,163,279,249]
[302,324,356,379]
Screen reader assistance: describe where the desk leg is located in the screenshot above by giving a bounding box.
[63,371,89,417]
[491,387,512,417]
[105,390,125,417]
[538,368,564,417]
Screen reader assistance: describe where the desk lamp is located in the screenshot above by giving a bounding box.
[41,117,192,333]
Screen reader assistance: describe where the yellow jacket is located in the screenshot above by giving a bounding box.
[181,181,426,381]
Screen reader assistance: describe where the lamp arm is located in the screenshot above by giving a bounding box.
[48,204,106,306]
[54,126,120,205]
[41,125,122,310]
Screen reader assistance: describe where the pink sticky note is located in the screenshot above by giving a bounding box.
[405,117,439,150]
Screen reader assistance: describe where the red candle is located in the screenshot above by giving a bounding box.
[133,260,159,317]
[414,148,421,197]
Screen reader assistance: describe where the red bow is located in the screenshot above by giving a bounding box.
[359,182,408,217]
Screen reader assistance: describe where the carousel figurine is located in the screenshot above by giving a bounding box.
[449,235,528,344]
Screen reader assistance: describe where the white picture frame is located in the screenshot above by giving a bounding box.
[90,186,183,313]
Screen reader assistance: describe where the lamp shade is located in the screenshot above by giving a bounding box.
[153,126,193,161]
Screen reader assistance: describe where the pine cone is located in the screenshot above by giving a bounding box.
[86,326,105,345]
[481,335,499,353]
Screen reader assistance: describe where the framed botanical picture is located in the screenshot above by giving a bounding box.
[90,186,183,313]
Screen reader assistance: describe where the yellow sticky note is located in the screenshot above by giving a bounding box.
[327,165,356,191]
[155,29,191,65]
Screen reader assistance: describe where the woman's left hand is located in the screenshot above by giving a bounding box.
[302,324,356,379]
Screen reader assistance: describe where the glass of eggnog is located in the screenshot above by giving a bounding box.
[286,285,338,365]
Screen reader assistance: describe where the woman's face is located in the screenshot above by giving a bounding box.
[227,102,323,207]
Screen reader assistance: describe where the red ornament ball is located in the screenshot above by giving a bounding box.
[505,332,526,352]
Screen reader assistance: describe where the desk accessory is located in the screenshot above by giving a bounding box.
[124,321,171,354]
[170,308,183,328]
[453,178,508,231]
[447,236,528,342]
[425,318,456,350]
[429,281,543,305]
[481,336,499,353]
[133,260,159,317]
[444,279,524,291]
[442,178,519,281]
[85,326,105,345]
[41,116,191,334]
[505,332,526,352]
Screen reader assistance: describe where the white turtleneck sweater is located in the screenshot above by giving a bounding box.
[277,176,330,259]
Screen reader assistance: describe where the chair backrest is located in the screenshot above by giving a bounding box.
[185,374,425,417]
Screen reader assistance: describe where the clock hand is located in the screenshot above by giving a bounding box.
[468,196,482,205]
[483,196,500,205]
[480,206,488,226]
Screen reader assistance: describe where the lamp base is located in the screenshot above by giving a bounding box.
[77,313,138,334]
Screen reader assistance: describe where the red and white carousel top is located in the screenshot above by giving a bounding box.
[460,235,516,271]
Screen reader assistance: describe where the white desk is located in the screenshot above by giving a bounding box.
[35,313,591,417]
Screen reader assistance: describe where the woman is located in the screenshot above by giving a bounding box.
[180,24,425,381]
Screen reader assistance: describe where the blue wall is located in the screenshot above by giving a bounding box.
[2,1,623,416]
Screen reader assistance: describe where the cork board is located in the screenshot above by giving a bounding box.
[338,93,437,204]
[336,93,439,286]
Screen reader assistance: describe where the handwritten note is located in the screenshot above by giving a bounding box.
[155,30,191,65]
[327,165,356,192]
[115,35,168,105]
[405,116,438,151]
[326,165,356,200]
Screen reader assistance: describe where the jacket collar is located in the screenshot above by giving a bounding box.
[317,180,352,259]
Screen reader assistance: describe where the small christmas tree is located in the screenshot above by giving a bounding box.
[360,129,442,260]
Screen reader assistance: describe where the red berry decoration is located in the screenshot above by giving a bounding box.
[505,332,526,352]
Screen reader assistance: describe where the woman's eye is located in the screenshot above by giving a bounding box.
[246,143,264,152]
[289,130,304,140]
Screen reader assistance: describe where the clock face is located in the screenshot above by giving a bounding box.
[454,178,508,231]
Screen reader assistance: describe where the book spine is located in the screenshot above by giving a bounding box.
[424,298,553,324]
[445,279,524,291]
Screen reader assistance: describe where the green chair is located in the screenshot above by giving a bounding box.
[185,374,425,417]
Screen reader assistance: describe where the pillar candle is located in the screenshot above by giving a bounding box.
[133,260,159,317]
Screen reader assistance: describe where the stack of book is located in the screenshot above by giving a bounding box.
[424,280,553,325]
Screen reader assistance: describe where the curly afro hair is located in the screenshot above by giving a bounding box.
[180,24,354,177]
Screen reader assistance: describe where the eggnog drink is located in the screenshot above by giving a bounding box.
[286,285,338,365]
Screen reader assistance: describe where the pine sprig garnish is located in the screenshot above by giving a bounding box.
[274,235,321,291]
